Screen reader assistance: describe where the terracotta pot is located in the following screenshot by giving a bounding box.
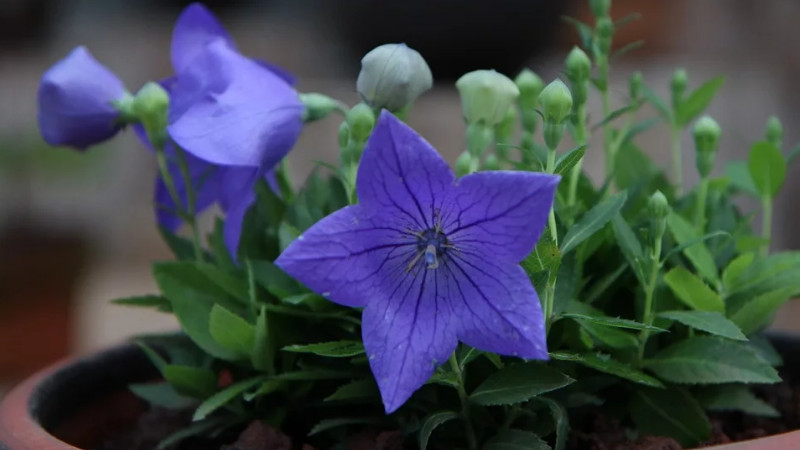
[1,337,800,449]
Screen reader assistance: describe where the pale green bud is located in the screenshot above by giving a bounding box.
[300,93,341,122]
[356,43,433,112]
[671,68,687,108]
[539,79,573,125]
[338,122,350,149]
[629,71,643,101]
[765,115,783,148]
[648,190,670,219]
[456,152,477,176]
[589,0,611,17]
[346,103,375,143]
[596,17,614,55]
[456,69,520,126]
[566,47,591,83]
[484,154,501,171]
[132,82,169,148]
[515,69,544,110]
[693,115,721,178]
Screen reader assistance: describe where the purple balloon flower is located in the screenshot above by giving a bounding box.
[37,46,128,150]
[276,111,559,413]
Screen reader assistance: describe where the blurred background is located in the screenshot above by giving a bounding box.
[1,0,799,390]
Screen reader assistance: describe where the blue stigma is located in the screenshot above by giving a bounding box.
[417,229,448,270]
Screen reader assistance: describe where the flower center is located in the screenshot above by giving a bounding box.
[417,229,448,270]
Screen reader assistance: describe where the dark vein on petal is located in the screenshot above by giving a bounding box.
[385,123,431,229]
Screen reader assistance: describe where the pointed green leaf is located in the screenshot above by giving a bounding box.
[748,140,787,198]
[591,104,637,131]
[667,212,719,283]
[663,267,723,313]
[658,310,745,341]
[129,382,197,409]
[193,263,248,303]
[112,295,171,312]
[550,352,664,388]
[562,313,667,332]
[249,258,302,298]
[696,385,779,417]
[538,397,568,450]
[157,417,229,450]
[192,376,268,421]
[561,16,593,49]
[644,336,780,384]
[419,411,461,450]
[158,227,200,261]
[722,253,755,291]
[630,387,710,447]
[325,379,380,402]
[676,76,724,126]
[612,214,648,284]
[484,429,550,450]
[209,304,255,359]
[163,365,217,398]
[470,363,574,406]
[251,305,275,373]
[642,85,670,120]
[554,145,587,176]
[282,340,364,357]
[309,417,383,436]
[748,334,783,367]
[522,234,561,276]
[729,288,795,335]
[561,191,627,254]
[724,161,759,197]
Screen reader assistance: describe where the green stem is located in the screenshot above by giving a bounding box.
[276,159,295,203]
[568,103,588,208]
[638,239,662,362]
[173,145,204,261]
[544,271,557,334]
[544,147,559,332]
[761,194,772,256]
[546,147,558,245]
[695,177,709,233]
[670,124,683,196]
[598,57,614,183]
[154,144,203,260]
[449,355,478,450]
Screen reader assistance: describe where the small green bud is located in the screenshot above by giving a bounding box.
[629,71,643,101]
[565,47,591,83]
[300,93,342,122]
[345,103,375,143]
[356,43,433,112]
[765,115,783,148]
[456,69,520,126]
[494,106,517,146]
[539,79,573,125]
[515,69,544,110]
[455,152,477,176]
[466,123,493,157]
[132,82,170,148]
[338,122,350,149]
[484,154,501,171]
[595,17,614,55]
[648,190,670,219]
[589,0,611,17]
[671,68,687,108]
[543,122,567,151]
[693,115,721,178]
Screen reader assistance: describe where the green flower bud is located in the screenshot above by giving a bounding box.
[456,69,520,126]
[595,17,614,55]
[539,79,573,125]
[515,69,544,110]
[648,190,670,244]
[629,71,643,101]
[338,122,350,149]
[543,122,567,151]
[693,115,721,177]
[494,106,517,147]
[356,43,433,112]
[132,82,169,148]
[455,152,477,176]
[484,154,501,171]
[671,68,687,108]
[345,103,375,143]
[466,123,493,157]
[589,0,611,17]
[566,47,591,83]
[300,93,342,122]
[765,115,783,148]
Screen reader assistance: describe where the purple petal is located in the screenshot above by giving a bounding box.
[256,60,297,86]
[444,171,559,263]
[357,111,454,229]
[442,258,548,360]
[276,205,418,308]
[171,3,235,74]
[222,191,253,259]
[218,167,277,259]
[167,40,303,167]
[37,46,126,149]
[362,270,458,413]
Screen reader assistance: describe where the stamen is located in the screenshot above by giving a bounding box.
[406,250,425,273]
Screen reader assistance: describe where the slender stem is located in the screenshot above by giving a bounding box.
[545,147,558,245]
[449,354,478,450]
[670,124,683,196]
[173,145,204,261]
[598,58,614,183]
[761,194,772,256]
[544,147,559,332]
[544,271,557,333]
[276,159,295,203]
[695,177,709,233]
[638,239,662,362]
[568,103,588,208]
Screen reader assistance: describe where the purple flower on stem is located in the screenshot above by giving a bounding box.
[276,112,559,412]
[37,46,128,149]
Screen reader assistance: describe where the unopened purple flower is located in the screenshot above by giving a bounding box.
[37,46,128,150]
[167,3,303,168]
[276,112,558,413]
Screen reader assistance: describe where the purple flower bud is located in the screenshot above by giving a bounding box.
[37,46,128,150]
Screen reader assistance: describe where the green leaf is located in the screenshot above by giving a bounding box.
[788,140,800,164]
[658,310,746,341]
[642,85,670,120]
[484,429,551,450]
[550,352,664,388]
[660,231,731,264]
[538,397,569,450]
[561,16,593,49]
[630,387,710,447]
[418,411,461,450]
[209,304,255,359]
[192,376,268,421]
[560,191,627,254]
[612,214,648,285]
[209,218,238,272]
[522,234,561,276]
[562,313,667,332]
[696,385,779,417]
[644,336,780,384]
[470,363,574,406]
[729,288,795,335]
[724,161,759,197]
[748,140,787,198]
[157,417,229,450]
[722,253,755,291]
[618,118,660,147]
[248,259,302,298]
[309,417,383,436]
[676,76,725,126]
[554,145,587,176]
[193,263,248,303]
[611,39,644,60]
[163,365,217,398]
[242,379,283,402]
[129,382,197,409]
[667,212,719,283]
[136,341,167,374]
[111,295,171,312]
[272,369,359,381]
[591,104,637,131]
[154,262,240,361]
[748,334,783,367]
[325,379,380,402]
[251,305,274,373]
[158,226,199,261]
[663,267,723,313]
[282,340,365,357]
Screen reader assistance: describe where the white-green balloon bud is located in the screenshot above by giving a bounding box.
[300,93,342,122]
[565,47,591,83]
[671,68,688,108]
[515,69,544,110]
[648,190,670,243]
[629,71,643,101]
[456,69,520,126]
[693,115,721,177]
[356,43,433,112]
[539,79,573,125]
[589,0,611,18]
[346,103,375,143]
[132,82,169,148]
[765,115,783,148]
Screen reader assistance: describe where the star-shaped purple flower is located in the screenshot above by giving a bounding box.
[37,46,128,150]
[276,111,559,413]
